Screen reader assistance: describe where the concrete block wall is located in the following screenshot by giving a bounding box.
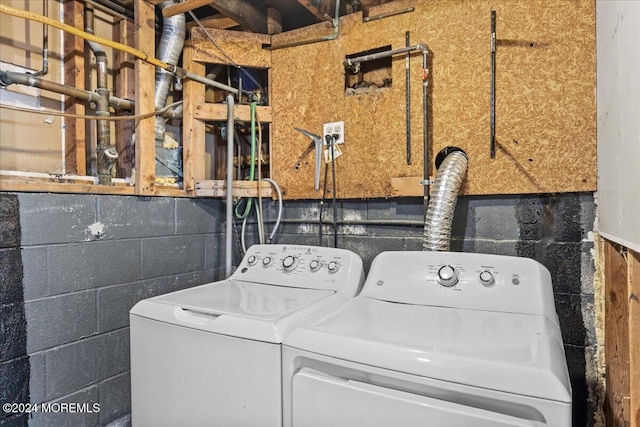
[0,193,224,427]
[257,192,597,427]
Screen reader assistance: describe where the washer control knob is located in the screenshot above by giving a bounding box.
[282,255,298,272]
[309,259,322,272]
[479,270,495,287]
[247,255,258,266]
[437,265,459,287]
[262,256,273,267]
[327,261,340,273]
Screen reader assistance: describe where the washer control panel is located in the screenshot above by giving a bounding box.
[233,244,362,292]
[361,251,557,321]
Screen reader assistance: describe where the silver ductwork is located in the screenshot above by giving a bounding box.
[423,149,468,251]
[155,1,186,142]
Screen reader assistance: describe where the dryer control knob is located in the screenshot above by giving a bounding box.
[437,265,459,287]
[327,261,340,273]
[282,255,298,272]
[309,259,322,272]
[247,255,258,266]
[262,256,273,267]
[479,270,495,287]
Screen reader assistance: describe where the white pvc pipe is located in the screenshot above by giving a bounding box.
[225,95,235,277]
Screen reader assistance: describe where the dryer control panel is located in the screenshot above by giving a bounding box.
[361,251,557,323]
[233,245,364,293]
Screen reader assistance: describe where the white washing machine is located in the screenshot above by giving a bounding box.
[130,244,364,427]
[283,251,572,427]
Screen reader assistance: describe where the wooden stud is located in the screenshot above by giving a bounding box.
[162,0,212,18]
[194,104,273,123]
[113,18,135,178]
[182,40,207,193]
[134,0,156,194]
[605,239,631,426]
[63,0,86,176]
[629,249,640,427]
[194,180,273,198]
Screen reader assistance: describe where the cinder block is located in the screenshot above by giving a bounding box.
[21,247,47,301]
[26,291,97,353]
[554,293,588,347]
[29,385,100,427]
[563,344,590,427]
[98,372,131,426]
[18,193,97,246]
[47,240,141,295]
[580,243,595,295]
[0,303,27,362]
[205,234,223,271]
[542,242,583,294]
[554,194,585,243]
[453,196,519,241]
[0,248,23,306]
[98,196,175,240]
[176,199,222,235]
[44,329,129,401]
[141,235,205,279]
[29,352,46,405]
[0,356,29,415]
[97,270,216,333]
[0,194,20,249]
[341,235,405,272]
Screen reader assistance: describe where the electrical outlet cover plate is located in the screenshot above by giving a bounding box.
[323,121,345,145]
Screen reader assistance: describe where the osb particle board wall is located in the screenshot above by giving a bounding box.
[269,0,596,199]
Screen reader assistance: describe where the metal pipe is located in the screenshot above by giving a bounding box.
[31,0,48,76]
[423,150,468,251]
[154,1,185,142]
[344,43,428,71]
[225,95,235,277]
[490,10,497,158]
[265,0,341,51]
[405,31,411,165]
[85,4,112,185]
[363,6,415,22]
[0,70,135,110]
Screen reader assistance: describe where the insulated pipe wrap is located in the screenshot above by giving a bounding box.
[155,1,185,140]
[423,151,468,251]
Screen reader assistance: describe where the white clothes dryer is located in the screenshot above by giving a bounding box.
[283,251,572,427]
[130,244,364,427]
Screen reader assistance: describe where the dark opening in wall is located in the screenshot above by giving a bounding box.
[345,45,392,96]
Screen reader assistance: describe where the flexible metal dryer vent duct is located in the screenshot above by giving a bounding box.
[423,148,468,251]
[155,1,185,141]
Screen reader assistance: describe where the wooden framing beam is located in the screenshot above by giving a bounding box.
[194,104,273,123]
[182,41,207,193]
[113,18,136,178]
[186,14,239,30]
[63,0,86,176]
[162,0,212,18]
[134,0,156,194]
[194,180,273,198]
[210,0,267,34]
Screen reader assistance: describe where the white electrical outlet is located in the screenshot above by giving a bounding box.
[323,121,345,145]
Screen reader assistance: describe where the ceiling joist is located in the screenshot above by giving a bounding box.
[296,0,334,22]
[209,0,267,34]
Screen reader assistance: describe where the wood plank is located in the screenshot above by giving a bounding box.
[630,249,640,427]
[390,176,430,197]
[194,180,273,198]
[162,0,212,18]
[113,18,136,179]
[134,0,156,195]
[182,42,207,193]
[0,178,190,197]
[191,27,271,67]
[63,0,86,176]
[267,7,282,35]
[186,15,239,30]
[605,239,631,426]
[209,0,267,34]
[296,0,333,21]
[194,104,273,123]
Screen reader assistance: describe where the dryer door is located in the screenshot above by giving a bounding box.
[292,369,546,427]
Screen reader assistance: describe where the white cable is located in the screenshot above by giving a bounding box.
[262,178,283,243]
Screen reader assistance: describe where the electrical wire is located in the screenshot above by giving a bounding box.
[234,103,258,219]
[330,136,338,248]
[0,101,183,121]
[261,178,283,243]
[319,151,329,246]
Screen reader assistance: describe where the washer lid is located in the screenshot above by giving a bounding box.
[131,280,336,343]
[284,297,571,403]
